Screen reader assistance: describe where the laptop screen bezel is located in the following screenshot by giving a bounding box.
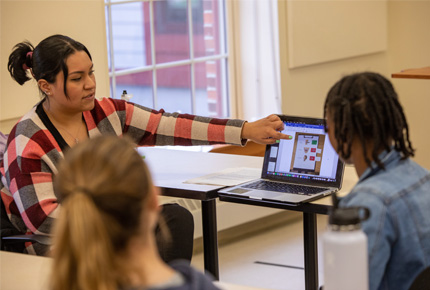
[261,115,345,189]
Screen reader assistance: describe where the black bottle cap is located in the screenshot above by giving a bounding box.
[329,207,370,226]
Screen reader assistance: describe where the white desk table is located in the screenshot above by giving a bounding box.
[137,147,264,280]
[1,251,52,290]
[1,148,357,290]
[0,251,273,290]
[218,165,358,290]
[137,147,358,289]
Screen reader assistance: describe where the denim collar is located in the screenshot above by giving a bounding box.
[358,147,401,183]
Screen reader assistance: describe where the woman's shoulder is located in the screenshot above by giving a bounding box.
[86,97,129,121]
[92,97,153,114]
[92,97,127,111]
[86,97,154,126]
[85,97,128,133]
[168,261,219,290]
[10,105,45,139]
[7,104,59,157]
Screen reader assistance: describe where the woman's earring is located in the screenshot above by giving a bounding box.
[45,91,50,95]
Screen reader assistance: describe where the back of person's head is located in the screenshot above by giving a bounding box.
[51,135,154,290]
[324,72,414,169]
[7,34,91,97]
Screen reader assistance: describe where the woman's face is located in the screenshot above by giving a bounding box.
[48,50,96,113]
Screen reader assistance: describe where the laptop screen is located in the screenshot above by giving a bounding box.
[262,115,344,188]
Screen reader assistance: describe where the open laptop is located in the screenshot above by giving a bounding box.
[218,115,345,204]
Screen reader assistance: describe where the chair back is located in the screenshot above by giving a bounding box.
[0,196,26,252]
[0,131,8,163]
[409,267,430,290]
[0,131,25,252]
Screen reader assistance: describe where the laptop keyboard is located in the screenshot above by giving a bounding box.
[243,180,327,195]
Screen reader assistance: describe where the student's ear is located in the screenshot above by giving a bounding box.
[38,79,51,95]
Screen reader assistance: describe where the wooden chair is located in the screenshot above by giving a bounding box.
[409,267,430,290]
[209,141,266,157]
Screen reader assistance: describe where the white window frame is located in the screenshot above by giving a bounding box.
[104,0,235,118]
[226,0,282,121]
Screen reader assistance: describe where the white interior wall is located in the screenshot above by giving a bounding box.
[286,0,387,69]
[1,0,429,237]
[278,1,389,119]
[0,0,109,133]
[236,0,283,121]
[277,0,430,169]
[387,0,430,169]
[1,1,429,165]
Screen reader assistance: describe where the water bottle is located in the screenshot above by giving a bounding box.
[121,90,133,101]
[322,193,370,290]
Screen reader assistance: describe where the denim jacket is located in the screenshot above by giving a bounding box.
[339,149,430,290]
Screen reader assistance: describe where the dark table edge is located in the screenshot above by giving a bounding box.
[218,194,333,215]
[160,187,219,200]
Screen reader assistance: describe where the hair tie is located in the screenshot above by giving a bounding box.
[22,51,33,70]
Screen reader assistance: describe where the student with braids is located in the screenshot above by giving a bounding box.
[1,34,290,257]
[51,135,220,290]
[324,72,430,290]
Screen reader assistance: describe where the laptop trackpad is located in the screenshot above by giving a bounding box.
[228,188,252,194]
[227,189,281,199]
[227,189,282,199]
[248,191,282,199]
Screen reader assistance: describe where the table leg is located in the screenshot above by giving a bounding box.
[201,199,219,280]
[303,212,318,290]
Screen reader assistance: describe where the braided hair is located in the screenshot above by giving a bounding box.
[324,72,414,169]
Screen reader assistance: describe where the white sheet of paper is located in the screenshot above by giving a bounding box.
[184,167,261,186]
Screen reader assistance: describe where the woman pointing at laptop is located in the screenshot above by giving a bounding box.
[2,34,290,258]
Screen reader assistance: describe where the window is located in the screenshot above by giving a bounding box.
[105,0,229,118]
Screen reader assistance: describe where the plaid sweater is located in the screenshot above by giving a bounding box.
[0,97,245,255]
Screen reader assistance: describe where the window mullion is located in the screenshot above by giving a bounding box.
[219,0,228,117]
[188,0,196,115]
[149,0,157,109]
[106,1,117,99]
[105,0,231,117]
[110,54,228,77]
[225,0,242,119]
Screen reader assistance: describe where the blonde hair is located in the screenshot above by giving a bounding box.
[51,135,154,290]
